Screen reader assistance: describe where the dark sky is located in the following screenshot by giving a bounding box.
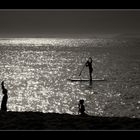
[0,10,140,38]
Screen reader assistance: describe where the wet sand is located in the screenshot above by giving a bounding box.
[0,111,140,130]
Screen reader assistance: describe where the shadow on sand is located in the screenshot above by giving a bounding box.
[0,111,140,130]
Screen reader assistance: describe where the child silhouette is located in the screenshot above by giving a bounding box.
[78,99,85,115]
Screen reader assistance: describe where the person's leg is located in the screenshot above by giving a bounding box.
[89,71,92,81]
[89,70,92,86]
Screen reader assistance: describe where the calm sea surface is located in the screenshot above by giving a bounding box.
[0,38,140,118]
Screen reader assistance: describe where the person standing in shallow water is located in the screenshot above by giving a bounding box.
[85,57,93,83]
[1,81,8,112]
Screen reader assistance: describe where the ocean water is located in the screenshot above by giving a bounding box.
[0,38,140,118]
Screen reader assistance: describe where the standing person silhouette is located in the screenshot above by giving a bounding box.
[85,57,93,83]
[1,81,8,112]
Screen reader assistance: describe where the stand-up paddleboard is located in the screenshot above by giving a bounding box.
[67,78,106,82]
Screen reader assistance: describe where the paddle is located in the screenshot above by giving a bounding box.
[79,63,86,76]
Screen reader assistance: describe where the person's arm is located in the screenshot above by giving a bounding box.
[1,81,5,90]
[85,61,88,67]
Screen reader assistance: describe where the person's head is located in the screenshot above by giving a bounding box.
[88,57,92,63]
[1,81,4,86]
[79,99,84,105]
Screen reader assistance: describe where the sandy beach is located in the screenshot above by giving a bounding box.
[0,111,140,130]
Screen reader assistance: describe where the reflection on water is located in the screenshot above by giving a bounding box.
[0,38,140,118]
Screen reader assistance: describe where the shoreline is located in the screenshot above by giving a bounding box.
[0,111,140,130]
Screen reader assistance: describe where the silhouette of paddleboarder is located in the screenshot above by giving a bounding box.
[1,81,8,112]
[85,57,93,84]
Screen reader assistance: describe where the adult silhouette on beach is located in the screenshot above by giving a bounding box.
[85,57,93,84]
[1,81,8,112]
[78,99,85,115]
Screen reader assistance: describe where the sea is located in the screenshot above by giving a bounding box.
[0,37,140,118]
